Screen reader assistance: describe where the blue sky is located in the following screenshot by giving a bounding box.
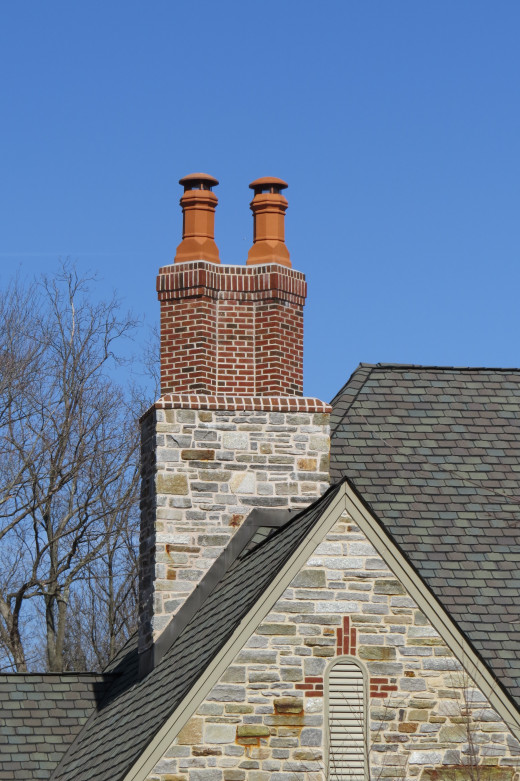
[1,2,519,402]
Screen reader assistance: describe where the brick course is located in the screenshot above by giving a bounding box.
[153,396,331,413]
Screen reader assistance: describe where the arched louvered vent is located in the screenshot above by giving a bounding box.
[328,658,367,781]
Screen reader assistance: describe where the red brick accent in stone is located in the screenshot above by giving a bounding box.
[296,675,324,697]
[369,676,398,698]
[157,261,307,396]
[337,616,357,656]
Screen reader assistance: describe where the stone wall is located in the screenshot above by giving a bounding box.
[145,513,520,781]
[138,402,330,654]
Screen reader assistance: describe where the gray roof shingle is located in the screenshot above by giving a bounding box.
[330,363,520,710]
[0,673,110,779]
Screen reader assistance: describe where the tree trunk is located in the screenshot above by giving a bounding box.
[0,598,27,671]
[45,589,69,672]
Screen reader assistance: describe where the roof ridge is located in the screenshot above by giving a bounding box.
[329,363,372,405]
[359,362,520,372]
[329,364,374,439]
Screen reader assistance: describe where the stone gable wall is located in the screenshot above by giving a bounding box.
[145,513,520,781]
[138,406,330,653]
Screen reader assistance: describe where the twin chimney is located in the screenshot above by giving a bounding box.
[173,173,290,267]
[139,174,330,672]
[157,174,306,398]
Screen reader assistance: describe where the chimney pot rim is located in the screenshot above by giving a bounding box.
[179,172,219,188]
[249,176,288,191]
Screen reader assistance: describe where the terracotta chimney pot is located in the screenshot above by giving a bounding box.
[174,173,220,264]
[247,177,291,268]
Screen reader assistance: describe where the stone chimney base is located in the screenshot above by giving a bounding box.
[138,397,330,656]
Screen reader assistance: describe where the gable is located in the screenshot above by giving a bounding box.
[141,489,520,781]
[50,478,520,781]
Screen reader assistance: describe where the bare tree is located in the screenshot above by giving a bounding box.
[0,265,145,672]
[62,494,139,671]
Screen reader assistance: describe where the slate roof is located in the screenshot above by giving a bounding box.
[0,673,110,780]
[331,363,520,710]
[50,484,342,781]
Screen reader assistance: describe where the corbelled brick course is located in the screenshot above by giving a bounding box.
[154,396,331,413]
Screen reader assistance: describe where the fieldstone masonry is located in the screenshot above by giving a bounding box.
[139,402,331,654]
[145,513,520,781]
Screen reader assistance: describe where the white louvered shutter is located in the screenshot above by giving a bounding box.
[328,659,366,781]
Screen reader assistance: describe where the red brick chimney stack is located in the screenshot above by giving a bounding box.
[247,177,291,268]
[157,174,306,397]
[174,173,220,264]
